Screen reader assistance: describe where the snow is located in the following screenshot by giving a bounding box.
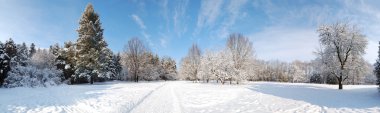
[0,81,379,113]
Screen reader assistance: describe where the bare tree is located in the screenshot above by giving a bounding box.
[123,37,146,82]
[180,43,201,81]
[226,33,254,84]
[317,21,367,89]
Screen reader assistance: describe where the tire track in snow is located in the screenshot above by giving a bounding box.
[169,82,183,113]
[126,82,167,113]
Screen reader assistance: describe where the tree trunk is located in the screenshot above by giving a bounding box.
[206,79,209,83]
[90,75,94,84]
[338,75,343,90]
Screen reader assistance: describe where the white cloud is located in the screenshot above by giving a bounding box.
[141,31,153,48]
[131,14,146,29]
[250,26,319,62]
[248,0,380,63]
[194,0,223,35]
[173,0,189,37]
[159,0,169,30]
[217,0,248,39]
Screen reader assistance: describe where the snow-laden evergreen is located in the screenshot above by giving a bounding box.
[74,3,112,84]
[0,42,10,86]
[375,41,380,89]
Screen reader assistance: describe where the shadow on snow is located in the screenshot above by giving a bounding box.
[248,82,380,109]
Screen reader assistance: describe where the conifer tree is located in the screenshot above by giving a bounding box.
[74,3,108,84]
[374,41,380,89]
[5,38,17,60]
[29,43,36,58]
[15,43,29,66]
[0,42,10,86]
[113,53,122,80]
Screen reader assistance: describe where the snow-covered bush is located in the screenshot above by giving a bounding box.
[4,65,63,88]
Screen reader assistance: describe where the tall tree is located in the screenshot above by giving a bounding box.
[29,43,36,58]
[15,43,29,66]
[5,38,17,61]
[63,41,76,81]
[317,21,367,89]
[180,43,201,81]
[74,3,107,84]
[375,41,380,89]
[226,33,254,84]
[161,56,177,81]
[112,53,123,80]
[0,42,10,86]
[123,37,146,82]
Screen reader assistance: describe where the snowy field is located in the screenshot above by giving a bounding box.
[0,81,380,113]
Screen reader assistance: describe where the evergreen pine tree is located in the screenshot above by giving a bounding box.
[63,41,76,82]
[113,53,122,80]
[29,43,36,58]
[374,41,380,89]
[74,3,108,84]
[98,48,113,81]
[15,43,29,66]
[0,41,10,86]
[5,38,17,60]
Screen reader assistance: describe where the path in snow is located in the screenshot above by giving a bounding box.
[130,82,182,113]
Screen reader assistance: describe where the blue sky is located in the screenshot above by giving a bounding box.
[0,0,379,63]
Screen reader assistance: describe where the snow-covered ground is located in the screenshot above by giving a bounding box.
[1,81,379,113]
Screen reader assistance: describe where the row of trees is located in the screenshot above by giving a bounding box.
[57,4,177,84]
[0,38,64,87]
[0,3,177,87]
[180,33,255,84]
[180,21,374,89]
[121,38,177,82]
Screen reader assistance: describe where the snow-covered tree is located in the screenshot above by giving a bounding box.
[375,41,380,89]
[98,48,113,81]
[180,43,201,81]
[4,38,17,60]
[289,61,307,83]
[123,37,146,82]
[199,50,217,83]
[160,56,177,80]
[112,53,123,80]
[74,3,108,84]
[14,43,29,66]
[30,49,55,69]
[140,52,161,81]
[0,42,10,86]
[215,50,235,84]
[226,33,254,84]
[62,41,76,82]
[29,43,36,58]
[317,21,368,89]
